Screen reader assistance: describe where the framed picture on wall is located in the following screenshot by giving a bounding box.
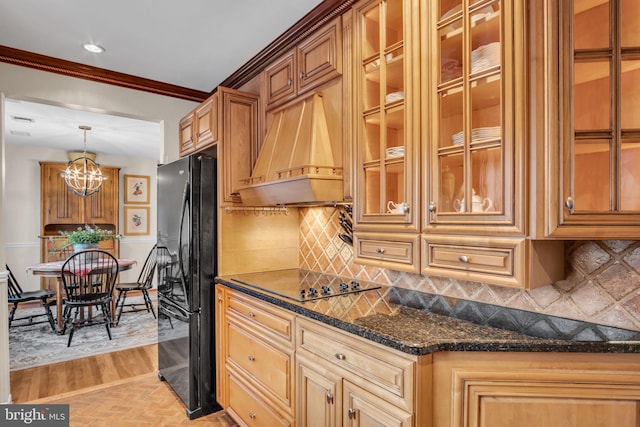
[124,206,150,235]
[124,174,150,204]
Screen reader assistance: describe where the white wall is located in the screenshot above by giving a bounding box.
[0,62,199,403]
[4,144,158,291]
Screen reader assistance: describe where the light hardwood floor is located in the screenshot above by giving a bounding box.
[10,344,237,426]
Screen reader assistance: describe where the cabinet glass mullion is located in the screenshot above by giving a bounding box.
[436,0,502,215]
[570,0,640,214]
[359,0,407,216]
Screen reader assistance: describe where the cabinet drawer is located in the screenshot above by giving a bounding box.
[297,317,414,410]
[226,290,294,343]
[227,371,292,427]
[227,322,292,407]
[354,232,420,273]
[427,242,514,276]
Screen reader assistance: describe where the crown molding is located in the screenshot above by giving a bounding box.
[0,0,353,101]
[220,0,355,91]
[0,45,210,103]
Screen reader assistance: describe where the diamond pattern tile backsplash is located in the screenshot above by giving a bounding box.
[298,207,640,332]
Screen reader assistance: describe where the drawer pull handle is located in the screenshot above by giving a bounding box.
[248,355,255,362]
[249,412,256,419]
[335,353,346,361]
[247,311,255,318]
[326,393,334,404]
[376,248,385,254]
[459,255,469,263]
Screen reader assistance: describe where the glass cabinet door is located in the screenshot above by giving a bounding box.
[355,0,417,228]
[557,0,640,235]
[428,0,520,232]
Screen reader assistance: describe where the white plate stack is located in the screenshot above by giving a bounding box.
[451,126,500,145]
[386,146,405,158]
[471,42,500,73]
[471,126,501,141]
[385,91,404,103]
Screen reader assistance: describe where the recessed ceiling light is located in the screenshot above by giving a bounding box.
[83,43,105,54]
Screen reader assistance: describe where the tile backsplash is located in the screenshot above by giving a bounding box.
[298,207,640,332]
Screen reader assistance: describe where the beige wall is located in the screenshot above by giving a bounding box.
[0,62,198,403]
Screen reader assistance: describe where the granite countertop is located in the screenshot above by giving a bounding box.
[215,269,640,356]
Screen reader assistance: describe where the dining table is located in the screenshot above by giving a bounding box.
[27,257,137,333]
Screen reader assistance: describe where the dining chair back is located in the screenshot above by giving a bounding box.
[115,244,157,324]
[6,264,56,331]
[60,249,119,347]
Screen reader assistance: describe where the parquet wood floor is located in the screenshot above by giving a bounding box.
[27,373,237,426]
[10,343,238,426]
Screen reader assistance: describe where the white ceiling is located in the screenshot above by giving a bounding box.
[0,0,324,159]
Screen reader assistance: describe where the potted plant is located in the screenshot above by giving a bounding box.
[52,224,121,253]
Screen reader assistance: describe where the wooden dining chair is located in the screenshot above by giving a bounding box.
[60,249,119,347]
[6,264,56,331]
[114,244,157,324]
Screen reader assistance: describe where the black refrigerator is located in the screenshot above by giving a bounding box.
[156,155,221,419]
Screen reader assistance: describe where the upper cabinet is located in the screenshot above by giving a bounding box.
[351,0,421,273]
[263,16,343,109]
[217,87,259,205]
[425,0,524,236]
[41,162,120,230]
[178,86,259,205]
[420,0,564,289]
[179,92,219,157]
[538,0,640,239]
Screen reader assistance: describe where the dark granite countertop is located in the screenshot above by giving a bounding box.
[216,269,640,356]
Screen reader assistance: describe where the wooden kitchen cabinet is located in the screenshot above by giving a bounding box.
[351,0,421,273]
[418,0,564,289]
[534,0,640,239]
[296,316,428,427]
[216,286,295,426]
[179,87,259,205]
[179,93,218,157]
[263,16,342,109]
[432,352,640,427]
[41,162,119,228]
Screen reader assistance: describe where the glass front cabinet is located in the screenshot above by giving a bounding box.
[542,0,640,239]
[421,0,564,289]
[352,0,421,273]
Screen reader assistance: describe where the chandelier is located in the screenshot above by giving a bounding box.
[61,125,106,196]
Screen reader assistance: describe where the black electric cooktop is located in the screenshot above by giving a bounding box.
[229,269,381,302]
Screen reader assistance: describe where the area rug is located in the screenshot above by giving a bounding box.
[9,295,157,371]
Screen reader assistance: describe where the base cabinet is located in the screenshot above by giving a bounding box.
[295,317,420,427]
[216,286,295,426]
[433,352,640,427]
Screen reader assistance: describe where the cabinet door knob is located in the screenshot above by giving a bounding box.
[248,412,256,419]
[248,355,255,362]
[299,71,304,79]
[565,196,574,213]
[335,353,346,360]
[287,78,292,86]
[348,408,356,419]
[247,311,255,318]
[376,248,385,254]
[428,201,436,212]
[458,255,469,263]
[326,393,334,404]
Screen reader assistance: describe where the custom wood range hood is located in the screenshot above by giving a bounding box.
[237,91,343,206]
